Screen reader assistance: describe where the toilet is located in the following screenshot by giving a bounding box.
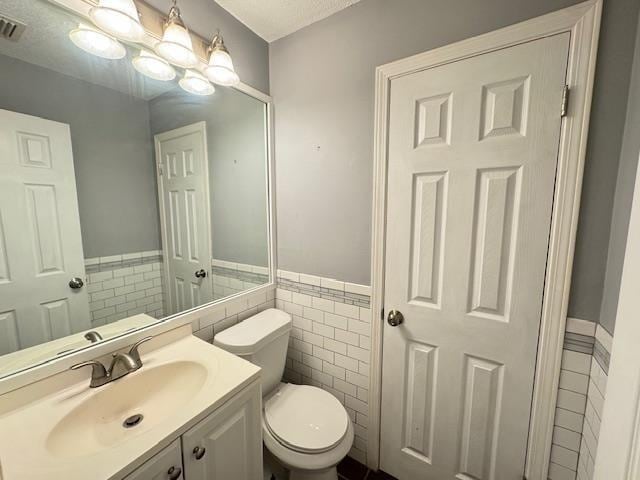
[213,308,354,480]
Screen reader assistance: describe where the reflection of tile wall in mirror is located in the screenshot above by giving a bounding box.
[85,251,165,326]
[211,259,270,300]
[0,0,271,379]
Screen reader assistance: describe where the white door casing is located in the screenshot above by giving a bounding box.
[370,2,602,477]
[0,109,91,355]
[155,122,213,316]
[594,152,640,480]
[379,34,570,479]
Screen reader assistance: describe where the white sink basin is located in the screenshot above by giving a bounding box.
[0,333,260,480]
[46,361,207,458]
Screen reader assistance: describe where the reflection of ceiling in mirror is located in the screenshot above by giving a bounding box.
[0,0,176,100]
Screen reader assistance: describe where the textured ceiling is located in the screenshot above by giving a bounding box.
[215,0,361,42]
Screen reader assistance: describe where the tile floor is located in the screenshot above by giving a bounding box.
[337,456,396,480]
[264,454,396,480]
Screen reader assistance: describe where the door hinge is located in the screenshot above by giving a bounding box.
[158,164,164,176]
[561,85,570,118]
[380,308,385,321]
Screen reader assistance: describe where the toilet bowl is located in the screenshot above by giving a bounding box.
[263,383,354,480]
[213,308,354,480]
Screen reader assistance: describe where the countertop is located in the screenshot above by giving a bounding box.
[0,334,260,480]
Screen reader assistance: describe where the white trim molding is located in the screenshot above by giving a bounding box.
[594,153,640,480]
[369,1,602,476]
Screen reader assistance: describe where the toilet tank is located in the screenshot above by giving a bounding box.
[213,308,291,396]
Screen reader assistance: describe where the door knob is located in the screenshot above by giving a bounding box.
[194,269,207,279]
[387,310,404,327]
[193,445,206,459]
[167,466,182,480]
[69,277,84,289]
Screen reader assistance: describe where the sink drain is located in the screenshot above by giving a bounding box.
[123,413,144,429]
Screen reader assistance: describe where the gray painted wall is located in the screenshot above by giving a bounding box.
[149,87,269,267]
[599,8,640,335]
[144,0,270,94]
[270,0,640,322]
[0,54,161,258]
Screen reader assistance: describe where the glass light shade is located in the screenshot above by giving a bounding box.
[179,70,215,96]
[205,48,239,86]
[155,23,198,68]
[132,50,176,81]
[89,0,144,42]
[69,24,126,60]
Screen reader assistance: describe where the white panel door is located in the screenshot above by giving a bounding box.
[380,34,570,479]
[155,122,212,315]
[0,109,90,355]
[182,382,262,480]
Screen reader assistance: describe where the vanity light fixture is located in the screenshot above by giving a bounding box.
[155,0,198,68]
[132,49,176,81]
[89,0,144,42]
[179,69,215,96]
[205,33,239,86]
[69,24,126,60]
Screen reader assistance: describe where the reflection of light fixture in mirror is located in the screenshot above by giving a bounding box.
[179,70,215,96]
[155,0,198,68]
[69,24,126,60]
[132,50,176,81]
[205,33,239,86]
[89,0,144,42]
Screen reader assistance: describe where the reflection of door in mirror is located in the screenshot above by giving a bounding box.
[155,122,213,315]
[0,109,91,355]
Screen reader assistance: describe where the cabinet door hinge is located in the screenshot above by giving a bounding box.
[380,308,385,321]
[561,85,570,118]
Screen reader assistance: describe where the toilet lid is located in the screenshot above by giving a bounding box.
[264,384,349,454]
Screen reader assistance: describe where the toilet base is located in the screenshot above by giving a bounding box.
[289,466,337,480]
[264,445,339,480]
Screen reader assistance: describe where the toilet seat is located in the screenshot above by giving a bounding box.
[264,384,349,454]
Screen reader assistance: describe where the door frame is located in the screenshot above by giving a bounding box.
[594,152,640,480]
[154,121,212,315]
[369,1,602,477]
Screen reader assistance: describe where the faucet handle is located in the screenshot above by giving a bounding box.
[128,336,153,365]
[84,330,103,343]
[70,360,108,387]
[71,360,107,375]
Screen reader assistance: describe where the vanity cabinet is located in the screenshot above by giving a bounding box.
[124,382,262,480]
[182,380,263,480]
[124,440,183,480]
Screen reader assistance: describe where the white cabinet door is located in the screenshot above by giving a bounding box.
[155,122,213,316]
[124,439,183,480]
[182,382,262,480]
[0,109,90,354]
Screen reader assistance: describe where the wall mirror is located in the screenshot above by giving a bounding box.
[0,0,273,379]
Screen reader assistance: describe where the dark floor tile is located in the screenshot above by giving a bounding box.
[338,456,369,480]
[366,469,397,480]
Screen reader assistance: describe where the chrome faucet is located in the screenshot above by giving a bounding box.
[71,336,153,388]
[84,331,103,343]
